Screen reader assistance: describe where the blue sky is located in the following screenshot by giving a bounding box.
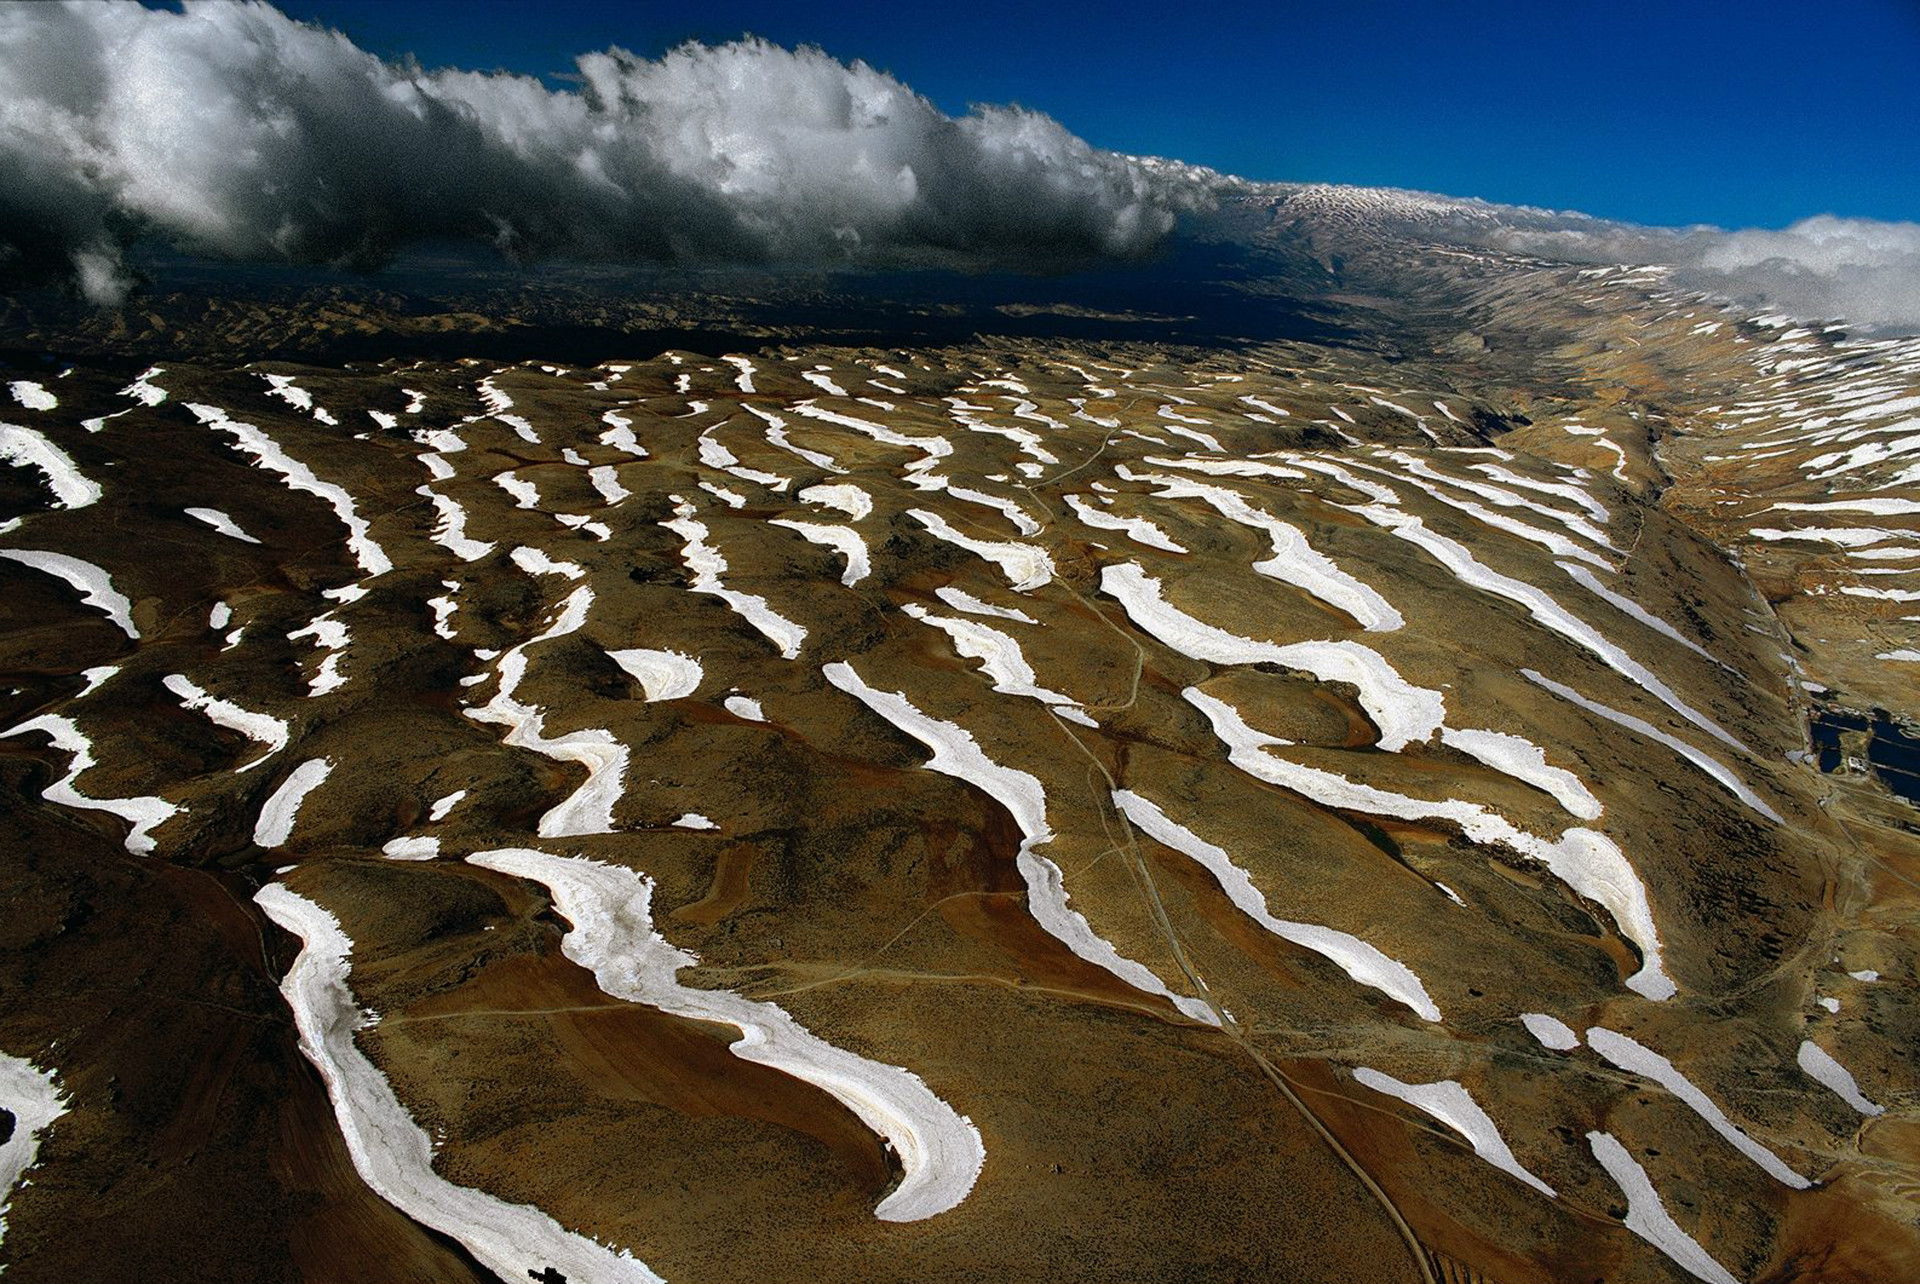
[276,0,1920,230]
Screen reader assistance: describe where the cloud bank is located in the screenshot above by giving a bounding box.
[1448,204,1920,334]
[0,1,1206,302]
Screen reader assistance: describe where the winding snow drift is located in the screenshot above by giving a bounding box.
[825,662,1217,1025]
[466,848,987,1222]
[254,883,664,1282]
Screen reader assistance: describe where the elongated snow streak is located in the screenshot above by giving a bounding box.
[1586,1132,1740,1284]
[1,714,177,854]
[477,377,539,442]
[254,884,663,1281]
[1064,494,1187,553]
[494,471,542,509]
[798,482,872,520]
[0,549,137,637]
[188,404,390,576]
[1114,791,1438,1020]
[510,546,584,580]
[743,405,845,473]
[934,585,1037,623]
[1184,687,1674,1000]
[0,424,99,508]
[589,465,630,505]
[946,399,1059,465]
[1358,504,1747,756]
[255,758,333,848]
[901,605,1094,726]
[722,355,756,393]
[184,506,262,543]
[662,503,808,658]
[1520,1012,1581,1050]
[1796,1040,1883,1116]
[909,509,1053,592]
[698,429,790,491]
[422,492,493,561]
[1349,458,1613,569]
[428,790,466,822]
[1521,670,1781,823]
[769,519,871,585]
[1586,1027,1809,1189]
[1101,563,1439,749]
[1351,1068,1554,1196]
[824,662,1217,1025]
[1241,395,1290,418]
[466,586,630,837]
[0,1050,68,1249]
[598,410,647,457]
[1380,452,1617,553]
[382,836,440,860]
[1436,727,1603,820]
[801,368,848,397]
[1122,469,1400,629]
[791,401,953,460]
[1470,462,1610,524]
[1559,563,1723,666]
[607,648,702,701]
[164,674,287,771]
[466,848,986,1222]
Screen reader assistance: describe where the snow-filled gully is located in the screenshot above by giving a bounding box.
[466,585,630,838]
[824,662,1218,1026]
[465,848,987,1222]
[254,883,664,1282]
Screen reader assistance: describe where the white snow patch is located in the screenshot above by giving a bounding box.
[769,519,871,585]
[934,586,1037,624]
[184,506,260,543]
[1115,791,1439,1020]
[798,482,872,520]
[909,509,1053,592]
[1,714,177,853]
[466,848,985,1221]
[254,758,333,848]
[1351,1068,1554,1197]
[1184,687,1674,1000]
[826,663,1216,1025]
[8,381,55,411]
[1796,1040,1883,1116]
[1102,563,1437,749]
[662,504,808,658]
[1064,494,1187,553]
[1587,1132,1739,1284]
[0,549,137,637]
[254,884,662,1281]
[0,1051,68,1250]
[189,404,390,576]
[163,674,287,771]
[1586,1027,1809,1189]
[1522,670,1780,823]
[1520,1013,1581,1050]
[607,649,703,701]
[0,424,100,508]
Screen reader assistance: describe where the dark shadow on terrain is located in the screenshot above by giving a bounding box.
[0,235,1373,368]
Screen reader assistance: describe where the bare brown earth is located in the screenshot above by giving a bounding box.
[1,196,1916,1284]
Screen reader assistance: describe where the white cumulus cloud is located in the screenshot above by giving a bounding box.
[0,1,1207,301]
